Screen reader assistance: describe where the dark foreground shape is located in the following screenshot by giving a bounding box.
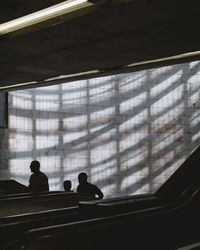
[3,145,200,250]
[0,180,27,195]
[0,192,93,216]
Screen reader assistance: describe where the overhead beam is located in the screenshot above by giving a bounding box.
[1,50,200,92]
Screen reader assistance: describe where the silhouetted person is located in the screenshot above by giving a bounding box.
[77,172,103,199]
[27,160,49,193]
[63,180,73,192]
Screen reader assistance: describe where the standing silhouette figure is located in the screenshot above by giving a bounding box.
[27,160,49,193]
[77,172,103,199]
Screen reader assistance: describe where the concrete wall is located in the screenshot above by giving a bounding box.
[0,61,200,198]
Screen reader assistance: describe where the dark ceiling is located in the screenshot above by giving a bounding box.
[1,0,200,91]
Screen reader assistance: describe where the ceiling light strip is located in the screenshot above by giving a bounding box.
[1,50,200,91]
[44,70,100,82]
[0,70,100,90]
[0,81,38,90]
[0,0,92,35]
[126,50,200,68]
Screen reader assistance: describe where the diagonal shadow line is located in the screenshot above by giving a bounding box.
[15,132,199,196]
[92,114,194,176]
[8,139,197,195]
[95,137,199,195]
[8,81,200,137]
[7,79,191,139]
[24,72,142,96]
[117,80,200,134]
[122,140,200,195]
[113,116,200,194]
[7,61,200,195]
[8,62,192,120]
[9,91,200,177]
[8,71,196,134]
[7,103,198,186]
[9,120,186,188]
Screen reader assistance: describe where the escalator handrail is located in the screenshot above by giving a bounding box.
[0,191,93,203]
[0,206,78,226]
[6,185,199,250]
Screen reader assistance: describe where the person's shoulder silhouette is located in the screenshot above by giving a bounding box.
[27,160,49,193]
[77,172,103,199]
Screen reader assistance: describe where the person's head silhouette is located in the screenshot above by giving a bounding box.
[78,172,88,184]
[63,180,72,192]
[30,160,40,173]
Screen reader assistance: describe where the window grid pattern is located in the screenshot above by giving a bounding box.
[0,62,200,198]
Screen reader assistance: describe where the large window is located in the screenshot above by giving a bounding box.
[3,61,200,198]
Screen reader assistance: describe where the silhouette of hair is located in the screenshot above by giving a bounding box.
[63,180,72,192]
[30,160,40,172]
[78,172,88,184]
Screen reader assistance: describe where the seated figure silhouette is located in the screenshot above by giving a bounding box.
[63,180,73,192]
[27,160,49,193]
[77,172,103,200]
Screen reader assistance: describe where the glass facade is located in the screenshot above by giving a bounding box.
[2,61,200,198]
